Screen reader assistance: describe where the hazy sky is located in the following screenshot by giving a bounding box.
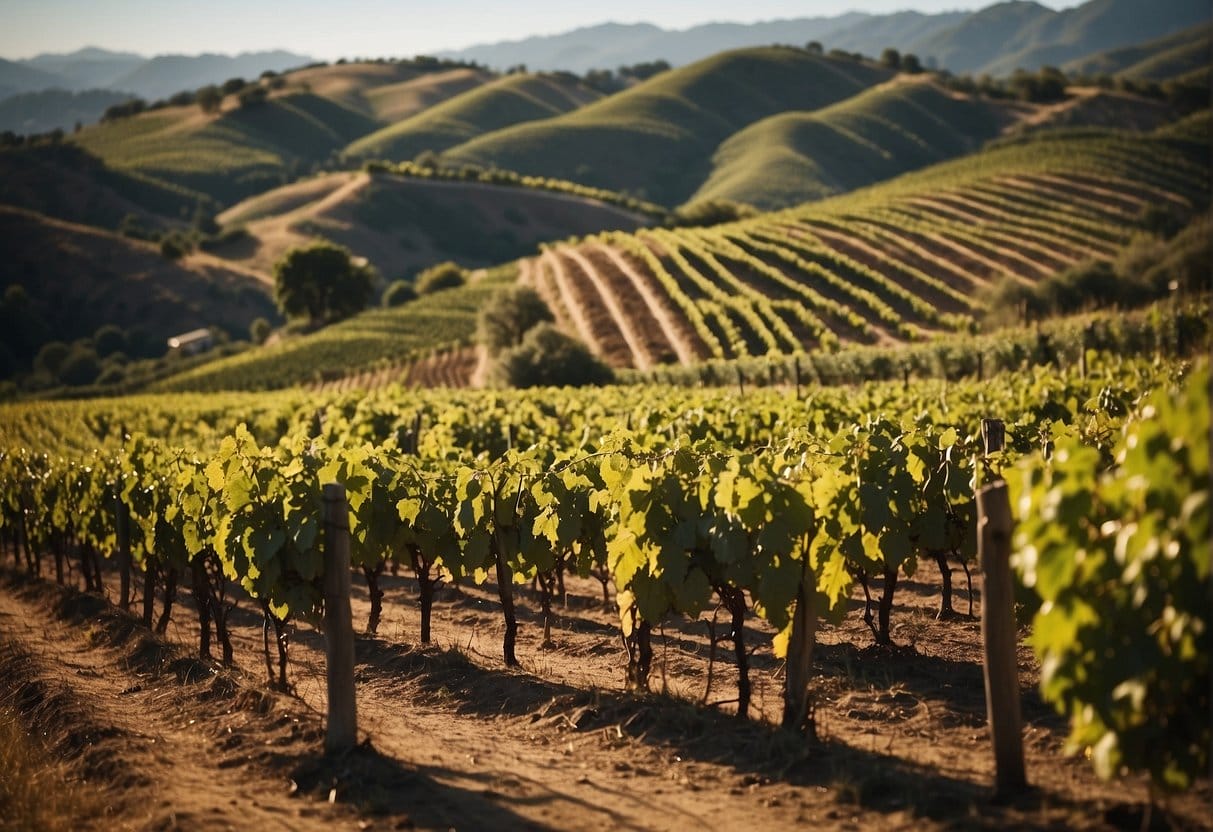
[2,0,1084,61]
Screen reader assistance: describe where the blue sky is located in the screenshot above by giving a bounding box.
[2,0,1082,60]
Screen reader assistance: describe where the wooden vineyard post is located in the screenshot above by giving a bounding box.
[322,483,358,754]
[976,418,1026,795]
[115,492,131,610]
[781,556,817,734]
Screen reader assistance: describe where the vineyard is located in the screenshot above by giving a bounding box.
[527,128,1208,370]
[1,345,1208,827]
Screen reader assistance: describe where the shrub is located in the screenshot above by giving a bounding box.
[249,317,272,344]
[34,341,70,376]
[415,261,467,294]
[58,346,101,386]
[669,199,756,228]
[382,280,418,307]
[478,285,553,353]
[93,324,127,357]
[492,323,613,388]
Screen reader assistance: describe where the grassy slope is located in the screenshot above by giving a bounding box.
[211,170,654,280]
[1063,23,1211,80]
[343,73,602,161]
[152,271,513,392]
[362,67,494,123]
[0,143,201,229]
[689,78,1014,210]
[441,47,893,206]
[73,92,380,205]
[283,62,494,122]
[0,205,277,347]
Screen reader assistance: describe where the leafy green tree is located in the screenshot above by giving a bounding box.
[273,242,376,325]
[900,53,922,74]
[415,261,467,295]
[34,341,70,377]
[196,85,223,113]
[93,324,127,357]
[249,317,272,344]
[880,48,901,69]
[492,323,613,388]
[381,280,418,307]
[58,345,101,386]
[477,285,553,353]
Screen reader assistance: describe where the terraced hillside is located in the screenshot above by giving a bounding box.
[441,47,894,206]
[152,268,514,393]
[524,128,1209,370]
[211,169,655,279]
[688,77,1015,211]
[344,72,602,162]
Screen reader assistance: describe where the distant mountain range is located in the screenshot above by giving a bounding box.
[438,0,1209,76]
[0,48,313,135]
[0,48,312,102]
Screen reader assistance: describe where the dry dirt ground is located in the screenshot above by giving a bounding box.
[1,555,1208,831]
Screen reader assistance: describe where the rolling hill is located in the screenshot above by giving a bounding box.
[1064,23,1212,81]
[917,0,1210,78]
[72,90,380,204]
[0,142,201,229]
[0,205,277,376]
[441,47,894,207]
[515,127,1208,371]
[434,0,1208,77]
[151,268,515,393]
[0,88,135,135]
[343,72,602,162]
[688,77,1015,211]
[210,169,656,280]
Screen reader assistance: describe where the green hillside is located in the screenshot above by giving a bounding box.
[522,127,1208,371]
[72,92,380,205]
[343,72,601,162]
[689,78,1013,211]
[210,169,655,281]
[0,205,277,381]
[151,269,514,392]
[362,67,493,123]
[0,142,202,229]
[441,47,894,207]
[914,0,1210,77]
[1064,23,1211,80]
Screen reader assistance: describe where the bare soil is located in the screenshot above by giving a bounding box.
[1,557,1208,831]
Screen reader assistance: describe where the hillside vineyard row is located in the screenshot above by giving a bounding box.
[1,352,1207,789]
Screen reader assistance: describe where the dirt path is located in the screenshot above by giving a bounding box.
[0,577,354,831]
[4,559,1209,831]
[590,242,713,364]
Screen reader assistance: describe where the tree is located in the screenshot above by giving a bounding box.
[196,85,223,113]
[415,261,466,294]
[381,280,417,307]
[806,41,823,55]
[880,48,901,70]
[249,317,272,344]
[93,324,127,357]
[491,323,613,388]
[900,53,922,74]
[273,242,376,325]
[478,286,553,353]
[57,345,101,386]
